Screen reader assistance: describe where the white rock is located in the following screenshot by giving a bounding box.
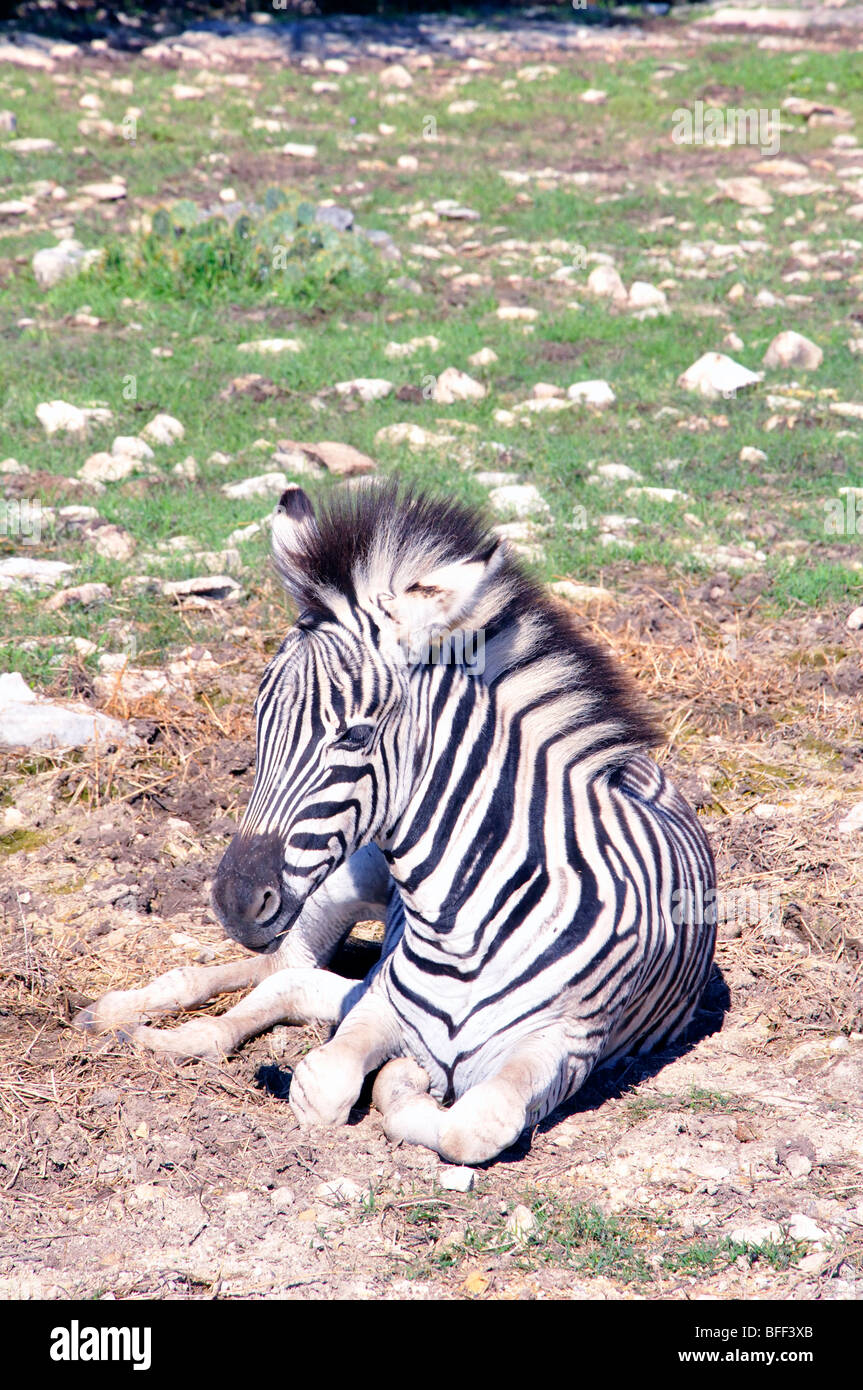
[79,452,137,484]
[567,380,615,408]
[163,576,242,606]
[397,155,418,172]
[580,88,607,105]
[845,606,863,632]
[0,557,74,590]
[468,347,498,368]
[763,331,822,370]
[315,1177,365,1205]
[838,800,863,834]
[431,368,487,404]
[222,472,289,500]
[36,399,112,438]
[32,239,102,290]
[595,462,641,483]
[829,402,863,422]
[334,378,393,403]
[586,265,627,303]
[626,486,689,503]
[141,413,185,446]
[384,335,442,359]
[270,1187,294,1211]
[6,137,56,152]
[717,177,773,211]
[171,84,204,101]
[787,1214,827,1244]
[549,581,615,606]
[532,383,565,399]
[46,582,112,610]
[111,436,154,461]
[506,1204,538,1241]
[80,181,126,202]
[496,305,539,321]
[628,281,668,312]
[514,397,572,415]
[237,338,302,355]
[439,1166,474,1193]
[374,423,453,451]
[488,484,551,520]
[379,64,413,90]
[677,353,761,401]
[0,458,29,474]
[730,1222,783,1248]
[740,446,767,464]
[0,674,137,750]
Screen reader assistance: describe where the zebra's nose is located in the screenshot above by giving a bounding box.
[211,831,285,950]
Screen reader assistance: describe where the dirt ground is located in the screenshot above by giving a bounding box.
[2,570,862,1301]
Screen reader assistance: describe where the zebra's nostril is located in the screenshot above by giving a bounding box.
[252,886,281,925]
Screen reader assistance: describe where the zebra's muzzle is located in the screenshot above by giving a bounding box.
[212,830,299,952]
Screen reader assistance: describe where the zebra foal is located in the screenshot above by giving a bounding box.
[79,482,715,1165]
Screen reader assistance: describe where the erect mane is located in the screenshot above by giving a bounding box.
[273,480,659,758]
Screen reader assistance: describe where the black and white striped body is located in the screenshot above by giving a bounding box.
[206,482,716,1162]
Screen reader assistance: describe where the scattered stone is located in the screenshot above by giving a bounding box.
[141,413,185,446]
[549,581,615,607]
[763,331,823,371]
[222,472,289,500]
[838,800,863,834]
[79,453,139,485]
[626,485,689,503]
[112,436,154,462]
[506,1204,538,1241]
[315,1177,365,1205]
[431,368,486,404]
[32,239,102,290]
[1,458,29,475]
[593,462,641,483]
[567,380,615,408]
[628,281,668,314]
[45,582,111,611]
[580,88,607,105]
[163,576,243,607]
[0,556,74,590]
[374,423,454,451]
[677,353,761,401]
[379,64,413,90]
[532,383,565,400]
[90,524,136,561]
[290,441,376,478]
[237,338,302,355]
[496,305,539,322]
[171,84,204,101]
[829,402,863,422]
[730,1222,782,1248]
[439,1166,474,1193]
[79,180,126,202]
[787,1215,827,1244]
[270,1187,294,1212]
[0,673,137,751]
[716,177,773,211]
[488,484,551,520]
[740,446,767,464]
[384,335,442,360]
[432,198,480,221]
[513,397,572,415]
[586,265,627,303]
[468,347,498,368]
[335,378,393,403]
[845,607,863,632]
[40,398,116,451]
[6,137,56,153]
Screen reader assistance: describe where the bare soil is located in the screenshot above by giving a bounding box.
[2,574,861,1301]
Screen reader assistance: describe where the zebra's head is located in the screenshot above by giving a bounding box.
[211,482,511,952]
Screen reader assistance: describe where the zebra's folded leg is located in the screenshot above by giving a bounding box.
[372,1059,444,1153]
[437,1039,573,1166]
[128,967,362,1062]
[290,992,402,1128]
[73,955,274,1036]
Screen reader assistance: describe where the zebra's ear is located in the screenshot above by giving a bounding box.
[271,487,318,595]
[381,540,508,652]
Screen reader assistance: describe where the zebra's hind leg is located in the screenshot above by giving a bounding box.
[378,1036,575,1166]
[128,968,364,1062]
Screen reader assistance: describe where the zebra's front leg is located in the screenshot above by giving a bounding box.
[130,968,365,1062]
[289,991,402,1128]
[74,954,275,1037]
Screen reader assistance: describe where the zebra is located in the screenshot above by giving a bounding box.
[78,481,715,1165]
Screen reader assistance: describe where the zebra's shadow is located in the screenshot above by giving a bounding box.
[498,962,732,1165]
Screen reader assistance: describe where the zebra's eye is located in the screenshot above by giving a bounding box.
[335,724,375,751]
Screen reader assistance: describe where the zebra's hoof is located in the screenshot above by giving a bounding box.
[290,1045,364,1128]
[371,1057,430,1114]
[437,1082,527,1166]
